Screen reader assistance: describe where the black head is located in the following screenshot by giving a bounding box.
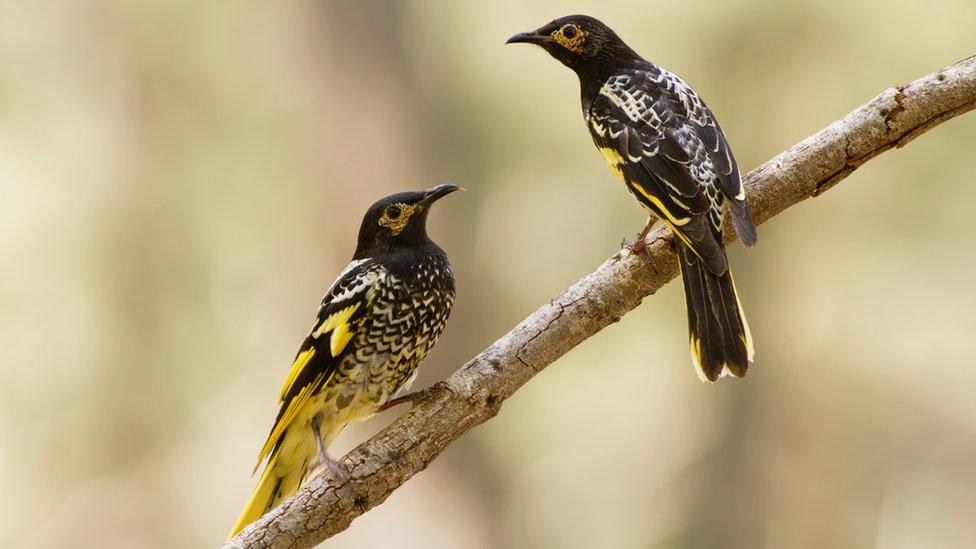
[506,15,638,75]
[353,184,461,259]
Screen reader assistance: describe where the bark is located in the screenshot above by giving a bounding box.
[224,56,976,549]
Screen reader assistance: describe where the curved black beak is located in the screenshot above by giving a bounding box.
[421,183,462,206]
[506,31,546,45]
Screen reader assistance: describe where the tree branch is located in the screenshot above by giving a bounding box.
[224,56,976,549]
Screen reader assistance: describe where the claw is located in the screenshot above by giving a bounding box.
[322,454,350,482]
[627,217,658,261]
[630,237,647,255]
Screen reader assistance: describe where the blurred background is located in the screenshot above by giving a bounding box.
[2,1,975,547]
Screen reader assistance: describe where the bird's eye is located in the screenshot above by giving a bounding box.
[386,205,402,219]
[562,25,577,39]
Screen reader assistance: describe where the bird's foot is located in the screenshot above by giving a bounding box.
[630,236,648,255]
[322,454,350,483]
[623,218,657,261]
[315,442,349,482]
[624,233,654,264]
[312,415,349,482]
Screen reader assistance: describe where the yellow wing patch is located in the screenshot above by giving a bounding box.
[599,147,625,179]
[636,192,709,277]
[255,373,325,472]
[628,181,690,227]
[256,301,363,471]
[278,348,316,402]
[601,148,700,256]
[329,317,356,357]
[312,302,361,357]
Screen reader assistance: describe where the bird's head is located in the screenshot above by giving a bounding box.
[354,184,461,258]
[506,15,637,74]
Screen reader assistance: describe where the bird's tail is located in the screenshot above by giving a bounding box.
[228,433,316,539]
[677,244,754,382]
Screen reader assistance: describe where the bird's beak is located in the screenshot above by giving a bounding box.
[421,183,462,206]
[506,30,546,45]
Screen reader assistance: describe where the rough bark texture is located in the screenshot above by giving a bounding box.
[224,56,976,549]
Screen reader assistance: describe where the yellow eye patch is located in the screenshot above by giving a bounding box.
[552,24,587,53]
[378,202,419,235]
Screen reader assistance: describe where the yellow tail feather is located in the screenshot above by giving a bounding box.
[229,411,339,539]
[229,390,376,538]
[229,431,317,539]
[229,452,283,538]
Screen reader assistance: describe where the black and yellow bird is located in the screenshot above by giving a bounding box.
[229,184,460,537]
[507,15,756,382]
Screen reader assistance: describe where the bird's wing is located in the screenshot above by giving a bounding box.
[698,105,742,202]
[253,259,383,471]
[654,67,757,247]
[698,103,757,246]
[587,67,730,274]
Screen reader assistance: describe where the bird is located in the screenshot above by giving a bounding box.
[507,15,756,382]
[228,184,461,538]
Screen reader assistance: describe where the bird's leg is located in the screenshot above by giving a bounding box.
[311,414,348,482]
[624,216,659,257]
[378,386,431,412]
[378,393,415,412]
[378,384,441,412]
